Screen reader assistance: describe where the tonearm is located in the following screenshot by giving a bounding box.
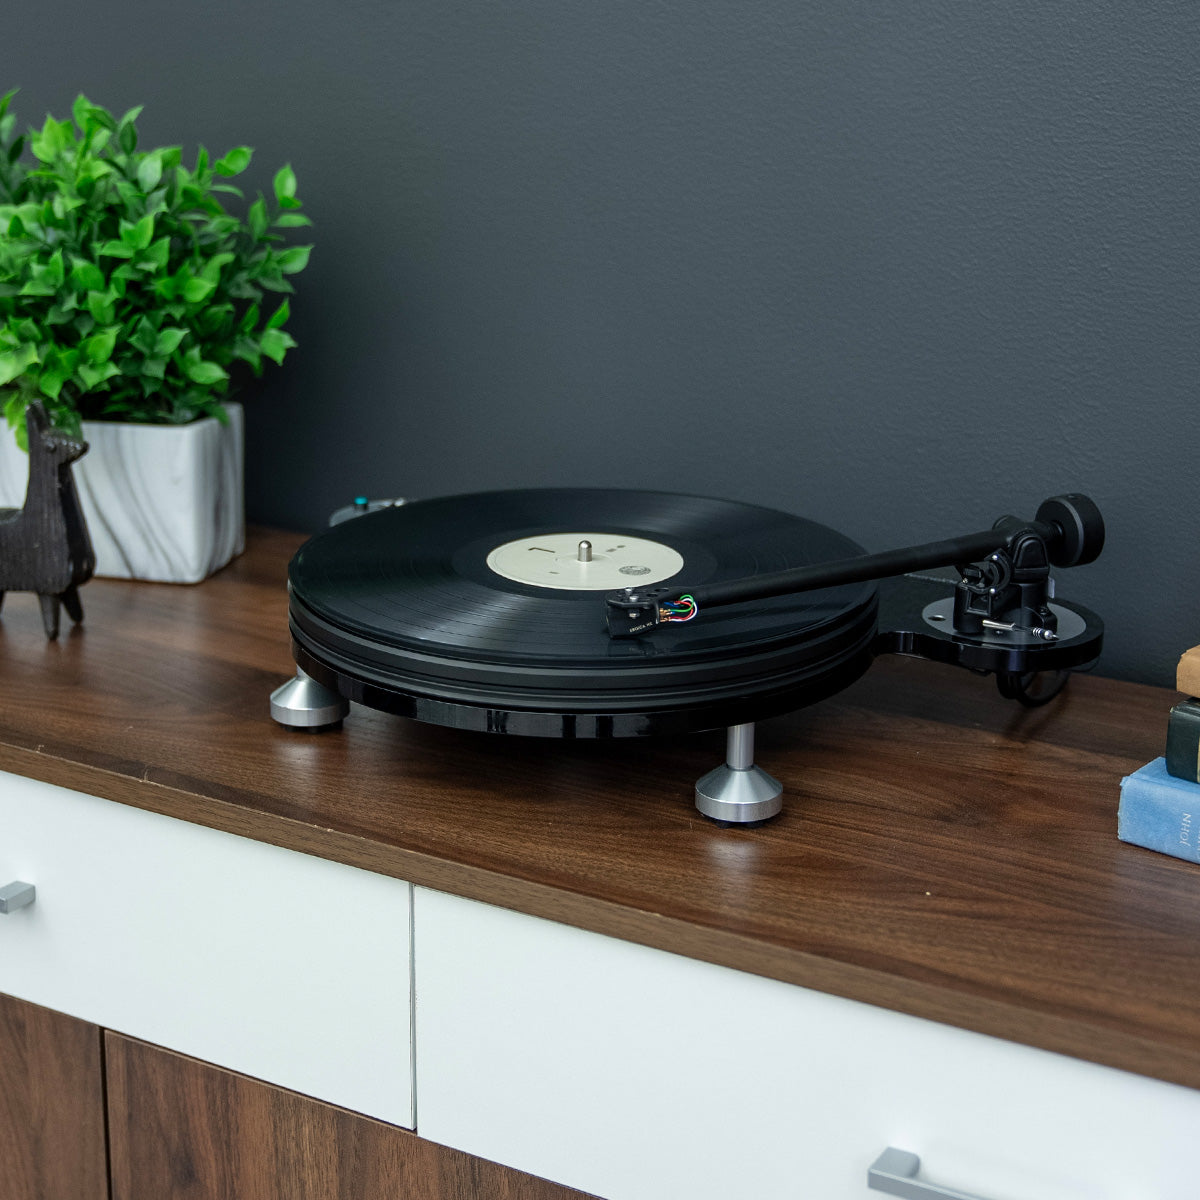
[606,493,1105,706]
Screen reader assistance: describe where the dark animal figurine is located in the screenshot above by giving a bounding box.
[0,402,95,638]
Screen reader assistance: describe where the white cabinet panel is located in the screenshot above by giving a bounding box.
[414,887,1200,1200]
[0,770,413,1127]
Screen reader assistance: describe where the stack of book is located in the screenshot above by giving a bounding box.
[1118,645,1200,864]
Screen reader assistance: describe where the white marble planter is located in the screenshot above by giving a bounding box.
[0,402,245,583]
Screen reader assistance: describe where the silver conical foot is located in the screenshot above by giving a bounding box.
[269,669,350,729]
[695,763,783,823]
[694,723,783,823]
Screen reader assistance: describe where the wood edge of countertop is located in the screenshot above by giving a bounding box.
[4,737,1197,1095]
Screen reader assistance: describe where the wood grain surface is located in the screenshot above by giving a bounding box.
[0,992,107,1200]
[105,1033,595,1200]
[0,528,1195,1089]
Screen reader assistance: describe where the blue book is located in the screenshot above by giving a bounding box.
[1119,758,1200,864]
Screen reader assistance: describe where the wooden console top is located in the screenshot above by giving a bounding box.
[0,528,1194,1089]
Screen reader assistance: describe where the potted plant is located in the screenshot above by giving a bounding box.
[0,90,311,581]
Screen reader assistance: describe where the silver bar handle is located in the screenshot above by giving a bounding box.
[0,881,36,913]
[869,1148,995,1200]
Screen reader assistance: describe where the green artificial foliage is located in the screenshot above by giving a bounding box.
[0,90,311,447]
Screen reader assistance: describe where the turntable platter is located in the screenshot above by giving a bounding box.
[286,489,878,736]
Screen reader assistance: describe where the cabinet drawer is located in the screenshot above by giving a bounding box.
[415,887,1200,1200]
[0,771,412,1127]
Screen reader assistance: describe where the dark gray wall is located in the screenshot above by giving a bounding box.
[4,2,1197,684]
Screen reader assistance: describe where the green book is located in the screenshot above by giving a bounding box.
[1165,699,1200,782]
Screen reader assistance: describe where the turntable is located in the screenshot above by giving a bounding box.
[269,489,1104,824]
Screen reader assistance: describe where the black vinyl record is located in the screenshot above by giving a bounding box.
[287,488,879,736]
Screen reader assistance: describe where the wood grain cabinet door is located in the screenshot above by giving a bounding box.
[105,1032,597,1200]
[0,991,107,1200]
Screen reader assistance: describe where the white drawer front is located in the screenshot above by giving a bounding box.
[415,887,1200,1200]
[0,771,413,1127]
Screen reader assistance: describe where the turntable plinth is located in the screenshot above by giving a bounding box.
[0,527,1195,1197]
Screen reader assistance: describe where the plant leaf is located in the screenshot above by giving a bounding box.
[0,344,39,386]
[259,327,297,364]
[121,213,155,251]
[77,360,121,389]
[110,263,138,293]
[214,146,252,177]
[130,316,159,356]
[69,258,106,291]
[134,235,171,272]
[265,299,289,330]
[273,164,297,202]
[153,326,186,356]
[232,335,262,373]
[182,276,217,303]
[277,245,311,274]
[31,115,73,163]
[117,106,142,155]
[72,94,92,131]
[45,249,65,286]
[200,251,235,284]
[248,197,268,239]
[184,358,228,385]
[5,394,28,447]
[86,290,116,325]
[81,327,117,364]
[45,303,77,325]
[137,151,163,192]
[90,104,117,133]
[37,347,80,399]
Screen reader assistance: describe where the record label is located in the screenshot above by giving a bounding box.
[485,532,684,590]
